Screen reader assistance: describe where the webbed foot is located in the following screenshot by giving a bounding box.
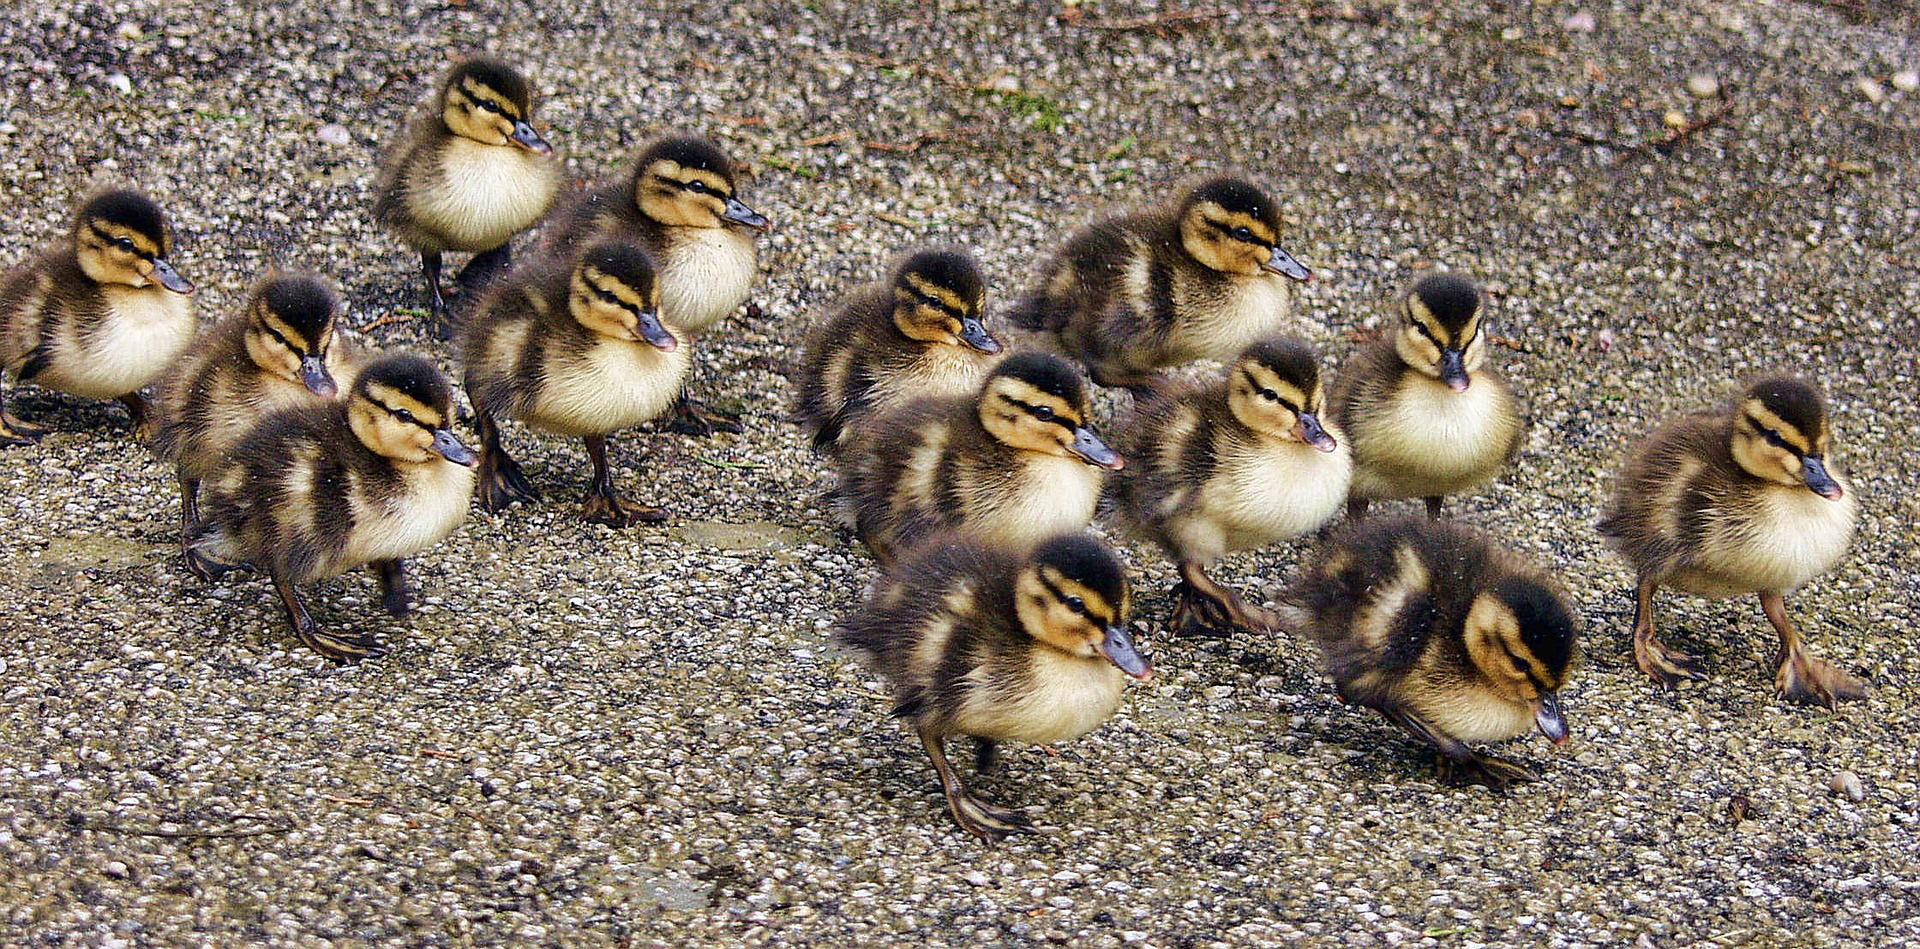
[296,622,388,663]
[946,787,1043,843]
[1635,634,1707,690]
[663,398,745,437]
[1776,651,1869,709]
[583,491,667,527]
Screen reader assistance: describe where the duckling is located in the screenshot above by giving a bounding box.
[1293,515,1578,788]
[0,188,194,444]
[1331,272,1524,519]
[542,134,767,435]
[1111,335,1350,635]
[153,271,357,565]
[794,247,1004,458]
[1008,176,1311,391]
[373,57,560,336]
[186,354,478,661]
[839,352,1124,566]
[836,531,1152,840]
[1598,375,1864,707]
[462,240,689,526]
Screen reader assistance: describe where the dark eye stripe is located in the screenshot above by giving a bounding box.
[371,399,436,431]
[1009,397,1073,427]
[1036,572,1107,626]
[262,325,308,358]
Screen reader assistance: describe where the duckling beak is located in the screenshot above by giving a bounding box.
[1534,691,1570,745]
[1099,625,1153,680]
[1439,349,1470,391]
[430,428,480,467]
[634,309,679,352]
[509,121,553,155]
[1802,456,1844,500]
[299,354,338,398]
[721,197,770,229]
[150,258,193,294]
[957,317,1003,355]
[1292,411,1338,452]
[1069,426,1125,470]
[1261,244,1312,282]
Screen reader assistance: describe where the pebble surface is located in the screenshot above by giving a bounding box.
[2,2,1918,947]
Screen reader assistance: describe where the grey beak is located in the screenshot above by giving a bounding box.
[1802,456,1843,500]
[1261,244,1312,282]
[722,197,769,229]
[1099,625,1153,680]
[509,121,553,155]
[1439,349,1470,391]
[957,317,1003,355]
[151,258,193,294]
[1535,691,1570,745]
[1293,411,1338,452]
[299,354,338,398]
[635,309,679,352]
[1069,426,1125,470]
[431,428,479,467]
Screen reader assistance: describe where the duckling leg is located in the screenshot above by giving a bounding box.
[918,726,1039,842]
[663,387,747,437]
[973,738,999,775]
[0,388,49,445]
[115,391,157,442]
[1631,576,1706,688]
[581,434,667,527]
[1762,592,1868,708]
[1170,562,1278,635]
[1345,496,1370,521]
[420,250,454,340]
[1423,496,1444,519]
[473,408,538,510]
[372,559,413,617]
[271,570,387,662]
[1381,707,1538,790]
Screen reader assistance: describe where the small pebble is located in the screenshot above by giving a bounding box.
[102,860,130,879]
[1892,69,1919,92]
[1662,109,1689,130]
[1685,74,1720,99]
[1561,11,1596,33]
[1830,771,1865,802]
[990,75,1020,94]
[316,123,352,147]
[963,870,990,886]
[1856,78,1886,103]
[105,73,133,96]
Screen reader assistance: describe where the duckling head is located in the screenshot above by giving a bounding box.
[1395,272,1485,392]
[631,135,769,230]
[1014,533,1151,679]
[1731,375,1844,500]
[73,189,193,294]
[569,241,676,351]
[1229,336,1336,451]
[245,272,342,397]
[1176,177,1310,281]
[977,353,1123,469]
[438,57,551,154]
[1461,576,1578,744]
[347,354,478,467]
[889,248,1001,355]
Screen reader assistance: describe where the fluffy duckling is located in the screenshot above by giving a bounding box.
[1599,375,1864,707]
[794,248,1004,458]
[1112,336,1350,635]
[1008,176,1311,390]
[154,271,356,563]
[542,135,767,435]
[0,188,194,444]
[1294,515,1578,788]
[839,353,1124,566]
[373,57,560,335]
[186,354,478,661]
[1331,273,1524,519]
[462,241,689,526]
[837,531,1152,840]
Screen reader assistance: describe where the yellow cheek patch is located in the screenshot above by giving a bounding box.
[1743,402,1814,453]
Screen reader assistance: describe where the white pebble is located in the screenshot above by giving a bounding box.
[1856,77,1886,103]
[105,73,133,96]
[316,123,352,147]
[102,860,130,879]
[963,870,990,886]
[1830,771,1865,802]
[1685,74,1720,98]
[990,75,1020,94]
[1892,69,1919,92]
[1561,11,1595,33]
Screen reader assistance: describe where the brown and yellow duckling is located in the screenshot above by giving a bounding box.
[1293,515,1578,788]
[373,56,560,335]
[542,134,767,435]
[837,531,1152,841]
[794,247,1004,458]
[838,352,1124,566]
[154,271,357,567]
[1111,335,1350,635]
[1331,272,1524,519]
[462,241,690,527]
[186,354,477,661]
[1599,375,1864,707]
[1008,176,1311,391]
[0,188,194,444]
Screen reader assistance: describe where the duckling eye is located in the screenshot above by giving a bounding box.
[1259,388,1279,402]
[112,236,136,251]
[394,408,416,425]
[593,286,622,305]
[1064,595,1085,613]
[1032,405,1055,422]
[1760,427,1791,451]
[1230,226,1254,243]
[684,180,711,196]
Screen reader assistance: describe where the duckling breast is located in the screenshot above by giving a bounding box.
[1673,483,1857,596]
[656,228,758,334]
[1351,374,1520,499]
[965,453,1105,545]
[528,340,692,436]
[953,649,1127,744]
[410,138,560,250]
[1411,679,1538,744]
[1163,272,1294,364]
[1204,436,1353,550]
[344,461,476,566]
[34,286,193,398]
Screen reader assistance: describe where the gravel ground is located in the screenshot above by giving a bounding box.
[3,1,1918,946]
